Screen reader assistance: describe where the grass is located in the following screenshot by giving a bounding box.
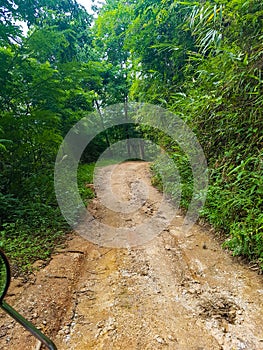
[77,163,95,205]
[0,163,96,276]
[0,206,67,275]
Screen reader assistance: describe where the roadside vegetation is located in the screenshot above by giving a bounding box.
[94,0,262,269]
[0,0,262,272]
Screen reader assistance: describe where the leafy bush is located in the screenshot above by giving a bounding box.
[0,163,97,274]
[77,163,95,205]
[0,205,67,275]
[127,0,263,269]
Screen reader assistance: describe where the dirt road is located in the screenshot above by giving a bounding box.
[0,161,262,349]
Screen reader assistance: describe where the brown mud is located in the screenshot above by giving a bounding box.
[0,161,262,350]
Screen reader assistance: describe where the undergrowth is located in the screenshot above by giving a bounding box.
[151,152,263,271]
[0,163,95,275]
[0,204,67,275]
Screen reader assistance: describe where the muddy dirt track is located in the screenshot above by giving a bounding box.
[0,161,262,349]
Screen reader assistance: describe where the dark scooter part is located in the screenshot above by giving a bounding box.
[0,249,57,350]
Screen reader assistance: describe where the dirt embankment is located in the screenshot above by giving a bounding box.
[0,162,262,350]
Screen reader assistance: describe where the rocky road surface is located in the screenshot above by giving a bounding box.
[0,161,262,350]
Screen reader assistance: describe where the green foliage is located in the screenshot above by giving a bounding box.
[0,1,104,273]
[77,163,95,205]
[179,0,262,266]
[94,0,263,268]
[127,0,195,104]
[151,153,194,210]
[1,0,262,272]
[188,2,224,54]
[202,154,263,268]
[0,204,67,275]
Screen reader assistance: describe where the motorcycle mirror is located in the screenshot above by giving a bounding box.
[0,249,10,302]
[0,250,57,350]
